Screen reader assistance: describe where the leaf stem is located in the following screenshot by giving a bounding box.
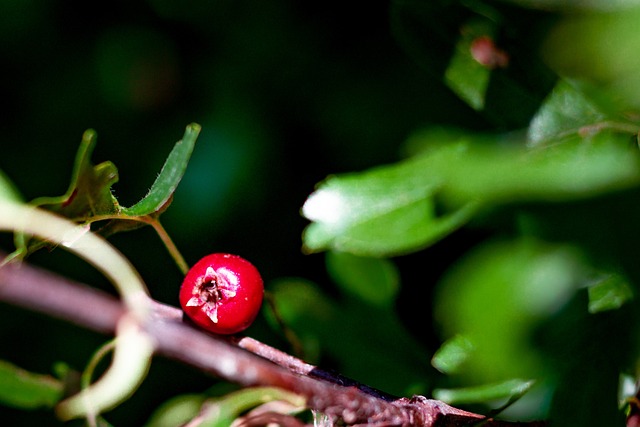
[145,218,190,275]
[86,213,190,276]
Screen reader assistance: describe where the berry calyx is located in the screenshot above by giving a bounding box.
[179,253,264,335]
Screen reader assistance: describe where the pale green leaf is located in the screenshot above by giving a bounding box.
[587,274,634,313]
[527,79,637,146]
[196,387,305,427]
[433,378,535,405]
[0,170,23,203]
[434,239,582,382]
[431,335,475,375]
[0,360,63,409]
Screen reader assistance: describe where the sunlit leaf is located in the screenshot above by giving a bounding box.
[0,360,64,409]
[431,334,475,375]
[31,123,200,222]
[97,123,201,239]
[302,143,479,256]
[303,128,640,257]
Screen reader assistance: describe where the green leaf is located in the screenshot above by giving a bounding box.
[194,387,305,427]
[303,128,640,257]
[391,0,548,127]
[144,394,206,427]
[587,273,634,313]
[527,79,638,146]
[539,287,630,426]
[444,17,501,110]
[434,239,582,382]
[325,250,400,308]
[498,0,640,11]
[0,359,64,409]
[11,124,200,260]
[440,131,640,206]
[301,143,479,256]
[30,123,200,222]
[31,128,119,219]
[0,169,23,203]
[544,7,640,110]
[96,122,201,241]
[122,123,201,217]
[431,334,475,375]
[433,378,535,405]
[267,278,431,396]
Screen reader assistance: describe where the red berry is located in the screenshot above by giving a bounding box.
[179,253,264,335]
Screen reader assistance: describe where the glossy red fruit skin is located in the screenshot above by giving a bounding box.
[179,253,264,335]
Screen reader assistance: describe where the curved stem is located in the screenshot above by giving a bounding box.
[56,315,155,421]
[80,339,117,427]
[0,201,155,421]
[0,202,149,315]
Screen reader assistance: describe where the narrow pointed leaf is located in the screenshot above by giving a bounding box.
[0,170,23,203]
[122,123,201,217]
[12,124,200,257]
[31,129,119,219]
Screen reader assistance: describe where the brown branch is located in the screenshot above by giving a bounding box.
[0,257,546,427]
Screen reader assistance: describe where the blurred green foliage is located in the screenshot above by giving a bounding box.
[3,0,640,425]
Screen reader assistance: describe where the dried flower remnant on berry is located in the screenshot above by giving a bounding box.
[186,266,237,323]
